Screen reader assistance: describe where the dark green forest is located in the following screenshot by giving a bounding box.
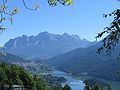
[0,61,52,90]
[0,61,72,90]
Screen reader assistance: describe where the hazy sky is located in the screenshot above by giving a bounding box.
[0,0,119,45]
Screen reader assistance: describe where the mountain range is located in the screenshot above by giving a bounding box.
[4,32,92,59]
[2,32,120,82]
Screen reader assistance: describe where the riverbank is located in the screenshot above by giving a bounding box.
[52,71,85,90]
[50,70,120,90]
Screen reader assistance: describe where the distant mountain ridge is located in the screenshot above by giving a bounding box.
[46,43,120,81]
[0,52,27,63]
[4,31,92,59]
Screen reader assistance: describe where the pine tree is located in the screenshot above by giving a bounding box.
[63,84,71,90]
[93,84,100,90]
[84,80,91,90]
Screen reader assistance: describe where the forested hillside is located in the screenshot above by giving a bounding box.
[46,44,120,81]
[0,52,26,63]
[0,53,70,90]
[0,61,52,90]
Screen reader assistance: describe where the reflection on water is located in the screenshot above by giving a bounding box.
[52,71,85,90]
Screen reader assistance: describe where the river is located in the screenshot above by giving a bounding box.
[52,71,85,90]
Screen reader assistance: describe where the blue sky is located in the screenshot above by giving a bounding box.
[0,0,120,45]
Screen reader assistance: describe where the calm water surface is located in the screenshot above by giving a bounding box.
[52,71,85,90]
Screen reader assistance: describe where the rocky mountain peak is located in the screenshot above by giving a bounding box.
[4,32,92,59]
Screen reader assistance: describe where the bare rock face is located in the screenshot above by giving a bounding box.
[4,32,91,59]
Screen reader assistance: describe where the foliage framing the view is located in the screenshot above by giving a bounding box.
[0,0,18,33]
[96,8,120,57]
[0,0,74,33]
[95,0,120,57]
[48,0,74,6]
